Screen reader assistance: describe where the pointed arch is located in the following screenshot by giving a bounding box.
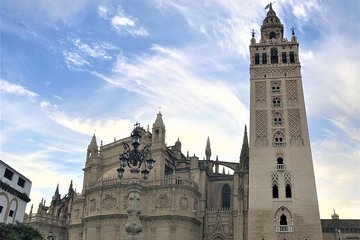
[280,214,287,225]
[272,184,279,198]
[221,184,231,208]
[271,47,279,63]
[285,184,292,198]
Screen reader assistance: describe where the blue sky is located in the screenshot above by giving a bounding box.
[0,0,359,219]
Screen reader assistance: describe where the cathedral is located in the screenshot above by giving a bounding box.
[25,4,356,240]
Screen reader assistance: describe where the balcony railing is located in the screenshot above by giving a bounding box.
[276,164,285,171]
[275,225,294,232]
[273,142,286,147]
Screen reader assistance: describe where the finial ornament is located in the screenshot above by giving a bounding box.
[291,27,295,35]
[251,29,255,38]
[265,1,276,10]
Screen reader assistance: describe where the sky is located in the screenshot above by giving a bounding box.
[0,0,359,219]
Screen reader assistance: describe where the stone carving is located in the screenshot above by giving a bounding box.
[90,199,96,212]
[254,67,296,78]
[271,173,279,184]
[284,172,291,184]
[255,81,267,106]
[288,108,304,146]
[206,210,233,240]
[285,80,299,106]
[102,194,116,210]
[180,196,189,210]
[255,110,268,147]
[156,194,172,208]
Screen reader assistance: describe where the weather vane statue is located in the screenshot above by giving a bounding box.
[265,1,276,10]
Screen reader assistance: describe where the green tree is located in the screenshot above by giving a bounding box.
[0,222,43,240]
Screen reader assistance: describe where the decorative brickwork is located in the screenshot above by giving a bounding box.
[288,109,304,146]
[255,81,267,106]
[254,67,296,79]
[285,80,299,106]
[255,110,268,147]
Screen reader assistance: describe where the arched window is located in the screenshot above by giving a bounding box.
[273,111,283,126]
[271,48,278,63]
[280,214,287,225]
[273,131,285,147]
[222,184,231,208]
[272,97,282,107]
[272,184,279,198]
[271,82,281,93]
[269,31,276,39]
[286,184,292,198]
[290,51,295,63]
[277,157,284,164]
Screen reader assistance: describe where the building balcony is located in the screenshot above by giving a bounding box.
[275,225,294,232]
[276,164,285,171]
[273,142,286,147]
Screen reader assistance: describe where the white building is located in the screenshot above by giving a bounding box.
[0,160,31,223]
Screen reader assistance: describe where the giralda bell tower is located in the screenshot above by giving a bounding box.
[248,4,323,240]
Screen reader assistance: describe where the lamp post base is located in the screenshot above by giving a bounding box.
[125,176,143,240]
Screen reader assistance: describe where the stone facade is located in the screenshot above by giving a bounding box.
[26,113,249,240]
[24,5,359,240]
[248,3,323,240]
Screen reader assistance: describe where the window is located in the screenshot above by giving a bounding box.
[272,184,279,198]
[273,111,283,126]
[17,177,26,188]
[9,210,14,217]
[290,52,295,63]
[282,52,287,63]
[255,53,260,65]
[262,53,267,64]
[271,82,281,93]
[0,206,3,214]
[286,184,292,198]
[280,214,287,225]
[221,184,231,208]
[269,31,276,39]
[271,48,278,63]
[273,131,286,147]
[4,168,14,180]
[272,97,282,107]
[277,157,285,170]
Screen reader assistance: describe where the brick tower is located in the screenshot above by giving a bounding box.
[248,3,323,240]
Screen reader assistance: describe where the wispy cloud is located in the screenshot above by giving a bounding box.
[62,38,117,70]
[98,5,149,37]
[0,79,38,98]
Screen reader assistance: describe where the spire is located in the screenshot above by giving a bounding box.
[29,204,33,216]
[215,155,219,174]
[89,134,98,148]
[205,137,211,160]
[332,209,339,220]
[52,184,60,201]
[240,125,249,170]
[68,180,74,195]
[154,111,164,126]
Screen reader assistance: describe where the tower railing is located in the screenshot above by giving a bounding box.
[275,225,294,232]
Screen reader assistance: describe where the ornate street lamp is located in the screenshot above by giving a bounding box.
[47,231,54,240]
[117,122,155,240]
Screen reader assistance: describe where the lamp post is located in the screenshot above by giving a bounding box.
[117,123,155,240]
[47,231,54,240]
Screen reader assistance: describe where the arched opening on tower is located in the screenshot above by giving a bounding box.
[221,184,231,208]
[269,31,276,39]
[280,214,287,225]
[272,184,279,198]
[271,47,278,63]
[285,184,292,198]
